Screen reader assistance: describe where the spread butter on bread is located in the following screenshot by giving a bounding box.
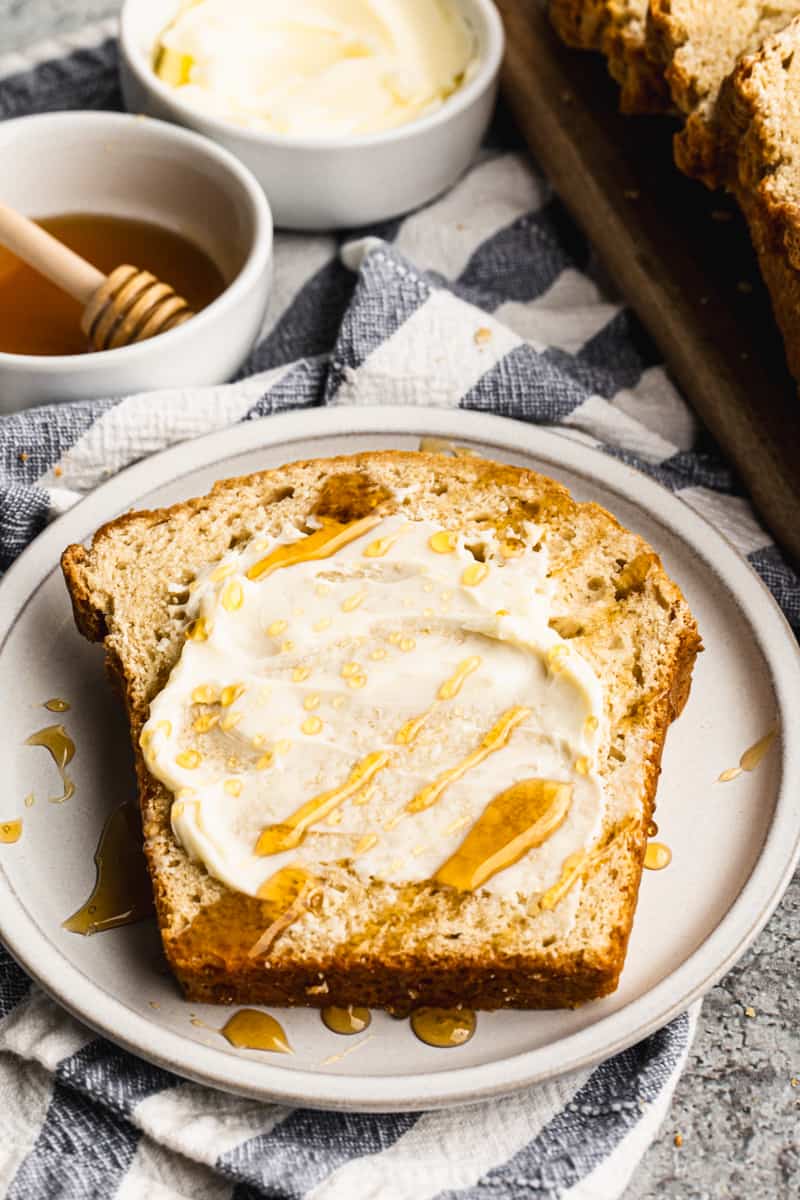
[62,451,700,1010]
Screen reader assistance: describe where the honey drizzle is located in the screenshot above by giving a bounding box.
[246,515,380,582]
[437,656,481,701]
[321,1035,374,1066]
[395,657,483,747]
[406,707,531,814]
[540,816,638,911]
[220,1009,291,1054]
[255,752,389,855]
[321,1005,371,1035]
[248,866,314,957]
[410,1008,476,1047]
[417,437,478,459]
[62,802,155,935]
[25,724,75,803]
[740,729,777,771]
[433,779,573,892]
[718,728,778,783]
[44,698,70,713]
[0,819,22,844]
[362,524,409,558]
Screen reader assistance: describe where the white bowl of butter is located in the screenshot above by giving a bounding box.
[119,0,503,230]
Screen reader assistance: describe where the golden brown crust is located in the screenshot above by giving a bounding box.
[647,1,740,189]
[715,20,800,380]
[550,0,670,114]
[62,450,699,1010]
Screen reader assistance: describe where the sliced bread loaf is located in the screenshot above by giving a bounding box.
[648,1,800,188]
[550,0,669,113]
[62,451,699,1011]
[720,17,800,380]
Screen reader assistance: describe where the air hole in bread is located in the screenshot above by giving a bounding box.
[516,499,541,519]
[271,486,295,503]
[588,576,605,592]
[314,472,392,520]
[783,52,794,71]
[227,530,253,550]
[431,482,449,496]
[609,745,626,762]
[632,661,644,686]
[549,616,584,639]
[465,541,487,562]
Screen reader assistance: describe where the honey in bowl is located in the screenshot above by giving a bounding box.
[0,213,225,356]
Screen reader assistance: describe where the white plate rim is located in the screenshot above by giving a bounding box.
[0,405,798,1111]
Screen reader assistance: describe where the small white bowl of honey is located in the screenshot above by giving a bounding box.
[0,110,272,412]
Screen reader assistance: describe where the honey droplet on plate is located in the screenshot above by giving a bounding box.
[0,819,22,844]
[411,1007,476,1048]
[321,1005,371,1035]
[44,697,70,713]
[644,842,672,871]
[25,724,75,803]
[220,1009,291,1054]
[63,801,155,935]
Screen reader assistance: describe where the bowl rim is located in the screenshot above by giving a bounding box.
[118,0,505,153]
[0,109,273,373]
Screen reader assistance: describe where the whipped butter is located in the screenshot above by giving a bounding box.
[153,0,479,137]
[141,511,611,915]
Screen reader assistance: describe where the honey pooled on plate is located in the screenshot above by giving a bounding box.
[0,213,225,356]
[411,1007,476,1048]
[221,1009,291,1053]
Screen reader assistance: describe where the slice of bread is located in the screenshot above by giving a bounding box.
[550,0,669,113]
[62,451,699,1011]
[720,18,800,381]
[648,1,800,188]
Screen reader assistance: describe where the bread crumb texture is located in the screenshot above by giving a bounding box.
[62,451,699,1010]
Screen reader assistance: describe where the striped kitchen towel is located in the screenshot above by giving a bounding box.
[0,21,798,1200]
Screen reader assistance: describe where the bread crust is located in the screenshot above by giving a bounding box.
[648,2,800,190]
[550,0,669,114]
[714,19,800,381]
[62,451,700,1010]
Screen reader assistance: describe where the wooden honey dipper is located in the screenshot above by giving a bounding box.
[0,200,194,351]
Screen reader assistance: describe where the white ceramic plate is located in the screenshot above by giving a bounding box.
[1,407,798,1112]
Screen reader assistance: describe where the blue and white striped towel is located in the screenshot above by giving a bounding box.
[0,22,797,1200]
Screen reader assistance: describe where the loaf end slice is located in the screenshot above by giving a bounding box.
[648,0,800,189]
[62,451,700,1011]
[550,0,669,114]
[719,17,800,381]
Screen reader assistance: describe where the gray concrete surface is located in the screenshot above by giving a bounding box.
[1,3,798,1197]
